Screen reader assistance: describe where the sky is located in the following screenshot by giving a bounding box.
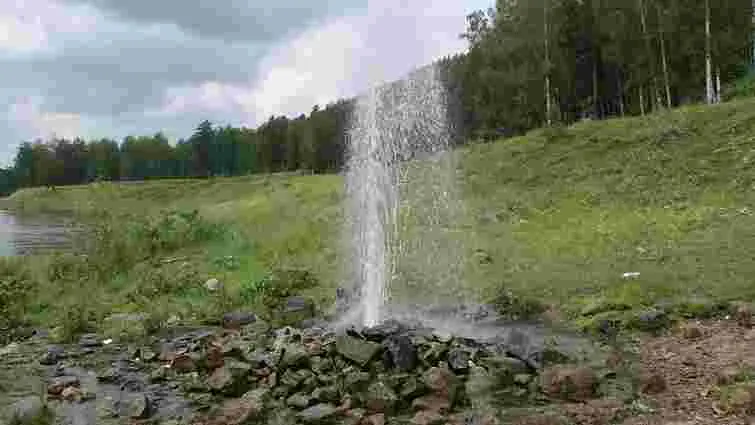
[0,0,491,166]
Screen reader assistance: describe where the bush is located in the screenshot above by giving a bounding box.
[0,259,32,333]
[724,74,755,101]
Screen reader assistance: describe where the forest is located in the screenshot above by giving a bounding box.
[0,0,751,195]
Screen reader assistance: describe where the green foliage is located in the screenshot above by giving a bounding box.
[0,258,32,333]
[492,289,546,321]
[723,74,755,101]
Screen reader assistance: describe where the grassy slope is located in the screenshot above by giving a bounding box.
[7,98,755,331]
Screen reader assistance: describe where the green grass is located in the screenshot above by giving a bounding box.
[5,98,755,338]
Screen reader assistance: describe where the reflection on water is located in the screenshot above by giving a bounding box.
[0,210,79,256]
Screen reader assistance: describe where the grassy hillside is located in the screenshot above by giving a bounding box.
[5,98,755,337]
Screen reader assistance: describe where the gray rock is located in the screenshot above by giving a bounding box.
[383,335,417,372]
[363,320,404,341]
[336,335,382,367]
[117,393,151,419]
[365,381,398,414]
[207,359,252,394]
[78,334,102,348]
[447,348,471,374]
[286,393,312,409]
[632,308,669,332]
[48,375,80,395]
[222,312,257,329]
[311,386,340,403]
[297,403,338,423]
[39,345,65,365]
[280,344,309,369]
[8,396,46,425]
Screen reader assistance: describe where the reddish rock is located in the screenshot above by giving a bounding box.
[170,353,197,373]
[411,395,452,414]
[201,388,269,425]
[411,410,446,425]
[679,323,703,340]
[47,376,80,396]
[540,366,599,401]
[733,303,753,328]
[61,386,83,403]
[422,367,459,401]
[362,413,386,425]
[639,371,667,394]
[205,347,225,371]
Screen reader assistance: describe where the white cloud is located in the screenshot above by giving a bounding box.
[0,0,98,54]
[155,0,477,126]
[8,96,82,140]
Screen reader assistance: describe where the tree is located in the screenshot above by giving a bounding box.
[191,120,214,177]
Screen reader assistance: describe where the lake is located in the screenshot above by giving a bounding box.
[0,210,79,256]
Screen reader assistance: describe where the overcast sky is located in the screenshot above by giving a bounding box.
[0,0,491,165]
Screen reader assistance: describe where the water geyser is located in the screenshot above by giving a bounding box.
[343,64,465,328]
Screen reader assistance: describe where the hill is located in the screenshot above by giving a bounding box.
[4,98,755,336]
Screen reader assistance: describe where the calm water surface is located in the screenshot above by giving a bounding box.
[0,210,79,256]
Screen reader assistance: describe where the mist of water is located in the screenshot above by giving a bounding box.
[342,64,466,328]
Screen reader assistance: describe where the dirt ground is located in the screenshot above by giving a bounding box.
[549,319,755,425]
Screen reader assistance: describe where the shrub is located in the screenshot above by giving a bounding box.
[0,258,32,333]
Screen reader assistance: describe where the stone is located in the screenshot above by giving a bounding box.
[364,413,386,425]
[61,386,85,403]
[204,278,222,291]
[278,296,316,326]
[39,345,65,365]
[223,312,257,329]
[9,396,46,425]
[539,365,599,401]
[48,376,80,395]
[117,393,151,419]
[411,410,446,425]
[422,367,459,402]
[365,381,398,414]
[363,320,404,341]
[280,344,310,369]
[297,403,339,423]
[383,335,417,372]
[678,322,703,339]
[481,355,529,376]
[170,353,197,373]
[400,377,427,400]
[343,370,371,392]
[639,371,667,394]
[97,367,120,383]
[411,395,451,414]
[336,335,383,368]
[207,359,253,395]
[732,302,754,328]
[204,346,225,371]
[631,308,669,332]
[447,348,471,374]
[287,393,313,409]
[466,366,495,407]
[78,334,102,348]
[311,386,340,403]
[202,388,269,425]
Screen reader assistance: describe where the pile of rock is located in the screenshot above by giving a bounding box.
[131,317,594,425]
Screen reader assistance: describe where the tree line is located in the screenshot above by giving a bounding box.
[452,0,752,137]
[1,0,751,195]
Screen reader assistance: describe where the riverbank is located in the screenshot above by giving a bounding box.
[5,98,755,335]
[2,98,755,423]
